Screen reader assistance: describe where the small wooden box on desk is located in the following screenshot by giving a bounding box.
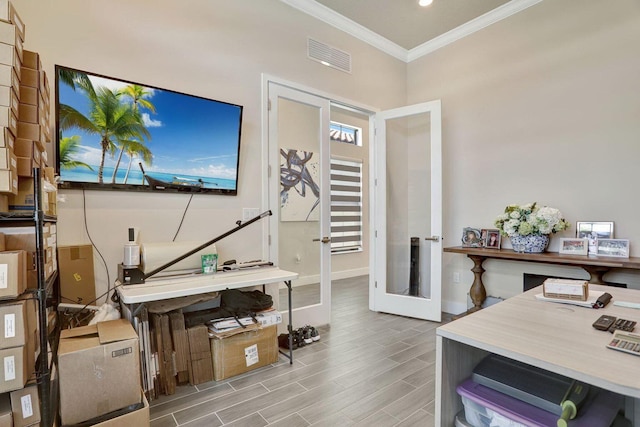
[435,284,640,426]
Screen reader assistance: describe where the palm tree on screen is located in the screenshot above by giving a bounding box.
[111,84,156,183]
[58,136,93,171]
[59,86,151,183]
[122,140,153,184]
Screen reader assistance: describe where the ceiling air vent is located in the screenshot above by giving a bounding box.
[307,38,352,74]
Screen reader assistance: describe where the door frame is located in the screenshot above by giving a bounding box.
[370,100,443,321]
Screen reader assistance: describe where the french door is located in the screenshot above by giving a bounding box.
[370,101,443,321]
[267,82,331,328]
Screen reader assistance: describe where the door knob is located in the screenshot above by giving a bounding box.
[424,236,440,242]
[313,237,331,243]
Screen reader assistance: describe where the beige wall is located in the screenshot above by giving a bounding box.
[407,0,640,311]
[13,0,405,301]
[12,0,639,312]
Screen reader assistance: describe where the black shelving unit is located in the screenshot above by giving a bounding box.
[1,168,59,427]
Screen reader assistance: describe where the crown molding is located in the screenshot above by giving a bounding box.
[281,0,543,63]
[281,0,409,62]
[407,0,543,61]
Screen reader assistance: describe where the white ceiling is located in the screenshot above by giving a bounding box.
[281,0,543,62]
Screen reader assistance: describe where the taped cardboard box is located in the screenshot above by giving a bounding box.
[58,319,141,425]
[0,299,27,349]
[0,344,28,393]
[210,325,278,381]
[187,324,213,385]
[58,244,96,305]
[10,384,40,427]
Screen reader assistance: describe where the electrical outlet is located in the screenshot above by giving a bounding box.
[242,208,260,221]
[453,272,461,283]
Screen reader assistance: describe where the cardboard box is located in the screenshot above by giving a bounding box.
[0,391,11,426]
[0,250,26,299]
[10,384,40,427]
[210,325,278,381]
[0,1,25,42]
[187,324,213,385]
[0,20,18,47]
[17,102,36,124]
[21,51,39,71]
[0,344,28,393]
[0,146,14,170]
[18,85,35,106]
[0,64,18,92]
[0,127,12,150]
[16,122,38,142]
[0,299,27,349]
[58,244,96,305]
[16,156,36,177]
[0,169,16,194]
[0,84,17,116]
[0,105,16,136]
[91,392,149,427]
[58,319,141,425]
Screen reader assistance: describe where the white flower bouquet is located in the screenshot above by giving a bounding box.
[494,202,570,237]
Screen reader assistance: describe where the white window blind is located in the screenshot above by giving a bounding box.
[330,157,362,254]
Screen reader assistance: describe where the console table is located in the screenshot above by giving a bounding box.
[444,246,640,316]
[435,284,640,426]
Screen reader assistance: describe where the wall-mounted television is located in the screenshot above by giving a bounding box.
[55,65,243,195]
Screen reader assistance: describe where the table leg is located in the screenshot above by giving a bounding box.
[582,266,610,285]
[454,255,487,319]
[278,280,294,364]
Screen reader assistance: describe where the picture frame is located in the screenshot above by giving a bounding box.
[558,238,589,255]
[462,227,483,247]
[482,228,501,249]
[596,239,630,258]
[576,221,614,255]
[575,221,614,239]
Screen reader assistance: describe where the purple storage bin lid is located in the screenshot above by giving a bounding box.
[456,378,622,427]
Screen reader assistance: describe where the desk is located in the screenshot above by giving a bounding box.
[117,266,299,363]
[444,246,640,316]
[435,284,640,426]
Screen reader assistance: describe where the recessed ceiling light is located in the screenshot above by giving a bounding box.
[419,0,433,6]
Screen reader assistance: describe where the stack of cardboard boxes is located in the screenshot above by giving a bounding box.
[0,239,41,426]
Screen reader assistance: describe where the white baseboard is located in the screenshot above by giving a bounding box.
[442,300,466,316]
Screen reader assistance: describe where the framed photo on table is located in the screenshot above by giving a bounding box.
[482,229,501,249]
[576,221,614,255]
[462,227,483,247]
[596,239,630,258]
[558,238,589,255]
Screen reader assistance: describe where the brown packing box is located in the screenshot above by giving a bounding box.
[0,64,18,93]
[0,391,10,426]
[16,122,37,142]
[0,84,18,116]
[10,384,40,427]
[0,169,16,194]
[0,194,7,212]
[0,345,28,393]
[0,1,25,42]
[0,128,12,149]
[17,102,36,123]
[58,319,141,425]
[0,42,18,78]
[18,85,35,105]
[91,391,149,427]
[210,325,278,381]
[58,245,96,305]
[0,106,16,136]
[187,324,213,385]
[169,311,190,384]
[0,146,14,170]
[0,299,27,349]
[16,156,37,177]
[21,51,39,71]
[0,20,19,48]
[0,250,26,299]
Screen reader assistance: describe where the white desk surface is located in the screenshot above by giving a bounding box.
[437,284,640,399]
[116,266,298,304]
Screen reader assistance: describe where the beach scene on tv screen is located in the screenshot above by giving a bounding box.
[57,67,242,191]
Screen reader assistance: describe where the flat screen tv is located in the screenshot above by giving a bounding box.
[55,65,243,195]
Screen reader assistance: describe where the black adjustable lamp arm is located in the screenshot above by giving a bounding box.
[143,210,272,281]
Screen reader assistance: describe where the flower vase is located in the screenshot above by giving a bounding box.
[510,234,550,253]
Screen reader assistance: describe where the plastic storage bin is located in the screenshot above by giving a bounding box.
[456,379,622,427]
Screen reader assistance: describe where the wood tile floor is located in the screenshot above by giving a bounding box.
[149,276,453,427]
